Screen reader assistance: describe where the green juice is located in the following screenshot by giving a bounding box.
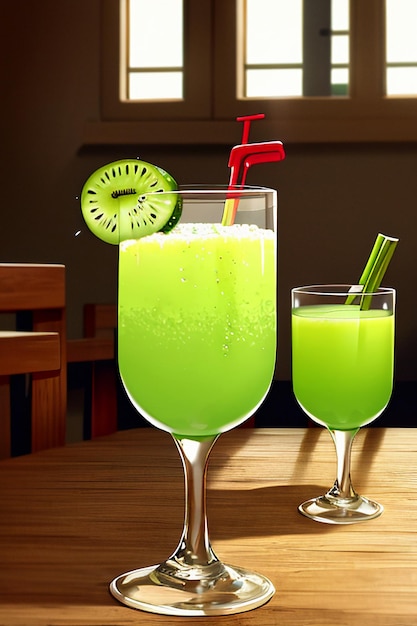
[292,304,394,430]
[118,223,276,438]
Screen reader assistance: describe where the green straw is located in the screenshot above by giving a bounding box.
[345,233,399,309]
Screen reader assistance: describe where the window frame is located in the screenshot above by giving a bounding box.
[88,0,417,145]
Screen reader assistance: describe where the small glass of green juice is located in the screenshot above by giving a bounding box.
[292,284,395,524]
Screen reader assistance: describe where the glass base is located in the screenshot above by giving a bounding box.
[110,562,275,616]
[299,494,384,524]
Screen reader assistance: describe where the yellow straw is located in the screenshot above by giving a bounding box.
[221,198,238,226]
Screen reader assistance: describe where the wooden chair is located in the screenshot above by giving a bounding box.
[0,263,66,458]
[67,303,117,438]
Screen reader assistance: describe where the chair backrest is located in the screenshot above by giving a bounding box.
[83,303,117,437]
[83,303,117,339]
[0,263,66,457]
[66,303,117,440]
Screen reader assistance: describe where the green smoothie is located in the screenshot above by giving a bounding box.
[118,223,276,437]
[292,304,394,430]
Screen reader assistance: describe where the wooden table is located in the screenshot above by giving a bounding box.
[0,428,416,625]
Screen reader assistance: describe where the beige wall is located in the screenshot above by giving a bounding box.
[1,1,416,381]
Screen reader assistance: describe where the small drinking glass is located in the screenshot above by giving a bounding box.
[110,186,277,615]
[291,284,395,524]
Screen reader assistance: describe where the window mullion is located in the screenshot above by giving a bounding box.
[303,0,331,97]
[213,0,238,118]
[350,0,385,100]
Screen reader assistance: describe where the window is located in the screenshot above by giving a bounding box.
[243,0,349,97]
[126,0,184,100]
[100,0,212,121]
[92,0,417,144]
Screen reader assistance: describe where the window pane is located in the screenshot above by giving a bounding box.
[129,72,183,100]
[331,68,348,95]
[385,0,417,96]
[129,0,183,68]
[386,67,417,96]
[331,0,349,30]
[246,69,303,97]
[386,0,417,63]
[127,0,183,100]
[246,0,302,64]
[331,35,349,65]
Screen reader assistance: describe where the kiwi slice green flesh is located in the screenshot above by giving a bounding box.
[159,196,183,233]
[80,159,181,244]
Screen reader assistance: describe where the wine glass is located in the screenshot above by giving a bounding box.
[291,284,395,524]
[110,186,277,616]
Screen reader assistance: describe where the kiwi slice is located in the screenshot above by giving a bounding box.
[80,159,182,244]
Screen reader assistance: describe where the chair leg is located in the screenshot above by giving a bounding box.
[0,375,11,459]
[31,372,66,452]
[91,361,118,438]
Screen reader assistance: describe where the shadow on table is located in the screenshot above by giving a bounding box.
[205,426,387,541]
[208,482,336,541]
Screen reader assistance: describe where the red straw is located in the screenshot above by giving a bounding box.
[221,115,285,225]
[236,113,265,145]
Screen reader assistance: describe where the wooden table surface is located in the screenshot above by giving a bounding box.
[0,427,416,626]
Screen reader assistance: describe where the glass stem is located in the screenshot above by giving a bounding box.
[171,435,219,568]
[327,428,359,501]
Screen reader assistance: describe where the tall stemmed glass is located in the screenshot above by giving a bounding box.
[110,186,277,616]
[291,284,395,524]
